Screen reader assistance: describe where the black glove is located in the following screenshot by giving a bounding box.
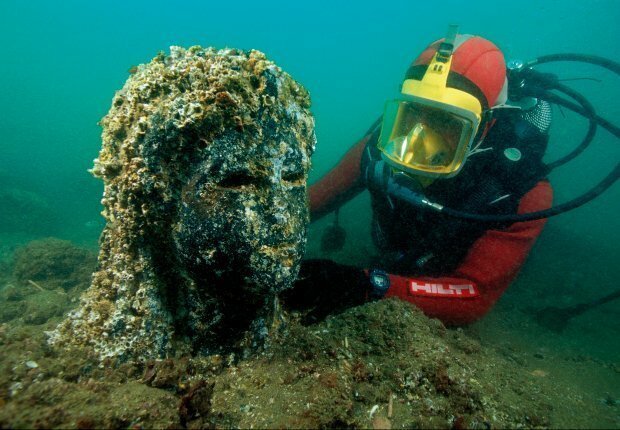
[281,259,371,324]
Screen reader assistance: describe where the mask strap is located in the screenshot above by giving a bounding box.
[437,25,459,62]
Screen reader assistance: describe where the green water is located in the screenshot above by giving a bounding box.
[1,0,619,425]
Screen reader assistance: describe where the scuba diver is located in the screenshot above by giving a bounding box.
[283,26,620,326]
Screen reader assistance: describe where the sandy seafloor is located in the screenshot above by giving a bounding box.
[0,235,618,429]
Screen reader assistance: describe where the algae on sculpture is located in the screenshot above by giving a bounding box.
[49,46,315,360]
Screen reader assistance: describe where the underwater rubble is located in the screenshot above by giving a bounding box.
[12,238,96,291]
[48,46,315,361]
[0,284,614,428]
[1,239,619,428]
[0,238,96,325]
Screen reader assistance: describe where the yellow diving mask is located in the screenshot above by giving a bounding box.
[378,25,484,178]
[377,95,480,177]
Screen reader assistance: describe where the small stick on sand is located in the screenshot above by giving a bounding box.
[27,279,67,295]
[28,280,45,292]
[387,392,393,418]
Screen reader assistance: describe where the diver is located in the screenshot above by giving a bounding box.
[282,26,620,326]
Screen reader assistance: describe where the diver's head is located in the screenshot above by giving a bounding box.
[378,26,507,184]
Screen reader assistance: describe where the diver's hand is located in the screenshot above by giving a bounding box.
[281,259,371,324]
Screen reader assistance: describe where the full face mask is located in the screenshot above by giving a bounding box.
[378,25,488,181]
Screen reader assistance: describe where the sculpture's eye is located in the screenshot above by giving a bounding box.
[281,170,305,186]
[218,171,266,190]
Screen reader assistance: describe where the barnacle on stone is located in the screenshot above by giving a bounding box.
[49,46,316,361]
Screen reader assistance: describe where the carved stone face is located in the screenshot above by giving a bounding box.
[52,47,314,360]
[173,128,310,307]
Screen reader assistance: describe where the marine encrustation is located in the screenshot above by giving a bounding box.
[49,46,315,361]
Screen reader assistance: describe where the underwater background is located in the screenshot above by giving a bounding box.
[1,0,619,426]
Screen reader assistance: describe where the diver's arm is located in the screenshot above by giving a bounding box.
[286,181,552,325]
[309,116,383,221]
[308,135,369,222]
[383,180,553,325]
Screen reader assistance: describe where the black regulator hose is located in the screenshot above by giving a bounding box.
[526,53,620,75]
[540,90,620,138]
[387,161,619,223]
[542,83,598,169]
[388,53,620,223]
[514,67,604,169]
[435,162,620,223]
[523,54,620,137]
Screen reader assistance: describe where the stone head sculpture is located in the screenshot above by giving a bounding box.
[50,47,315,360]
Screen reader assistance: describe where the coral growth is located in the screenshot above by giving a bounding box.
[49,46,315,361]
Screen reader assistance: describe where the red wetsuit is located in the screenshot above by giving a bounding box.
[309,134,553,326]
